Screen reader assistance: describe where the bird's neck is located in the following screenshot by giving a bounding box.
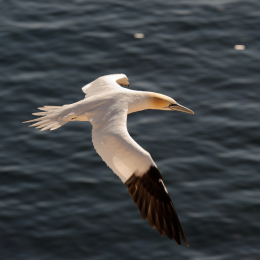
[127,91,166,114]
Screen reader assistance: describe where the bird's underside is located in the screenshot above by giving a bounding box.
[23,74,192,246]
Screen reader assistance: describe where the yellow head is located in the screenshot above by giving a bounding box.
[149,93,194,114]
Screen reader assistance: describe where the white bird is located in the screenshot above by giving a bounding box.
[23,74,194,246]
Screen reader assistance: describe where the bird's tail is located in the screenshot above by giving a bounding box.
[23,105,76,131]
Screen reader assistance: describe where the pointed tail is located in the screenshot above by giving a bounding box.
[23,105,75,131]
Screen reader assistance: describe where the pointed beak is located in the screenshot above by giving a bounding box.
[174,103,194,114]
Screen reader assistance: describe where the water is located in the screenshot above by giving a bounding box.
[1,0,260,259]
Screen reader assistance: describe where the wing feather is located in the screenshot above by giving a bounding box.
[82,74,127,98]
[125,166,189,246]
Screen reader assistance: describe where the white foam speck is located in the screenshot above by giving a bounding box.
[234,45,245,50]
[134,33,145,39]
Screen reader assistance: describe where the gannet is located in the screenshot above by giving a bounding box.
[23,74,194,246]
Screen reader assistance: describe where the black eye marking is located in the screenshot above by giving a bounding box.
[165,103,178,110]
[163,103,178,109]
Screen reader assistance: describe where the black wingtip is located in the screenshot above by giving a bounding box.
[182,236,189,247]
[125,166,189,246]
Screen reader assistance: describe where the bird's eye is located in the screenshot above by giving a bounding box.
[169,104,177,107]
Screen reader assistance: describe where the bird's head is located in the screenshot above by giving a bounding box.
[149,93,194,114]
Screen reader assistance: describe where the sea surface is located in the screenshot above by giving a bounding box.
[1,0,260,259]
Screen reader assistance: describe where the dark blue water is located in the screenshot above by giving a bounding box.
[1,0,260,259]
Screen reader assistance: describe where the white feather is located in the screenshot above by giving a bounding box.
[82,74,127,97]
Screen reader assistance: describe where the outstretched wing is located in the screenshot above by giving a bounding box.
[91,108,188,246]
[82,74,128,98]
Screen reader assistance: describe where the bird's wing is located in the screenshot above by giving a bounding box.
[82,74,125,98]
[91,108,188,246]
[92,108,153,183]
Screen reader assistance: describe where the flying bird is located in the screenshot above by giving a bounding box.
[23,74,194,246]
